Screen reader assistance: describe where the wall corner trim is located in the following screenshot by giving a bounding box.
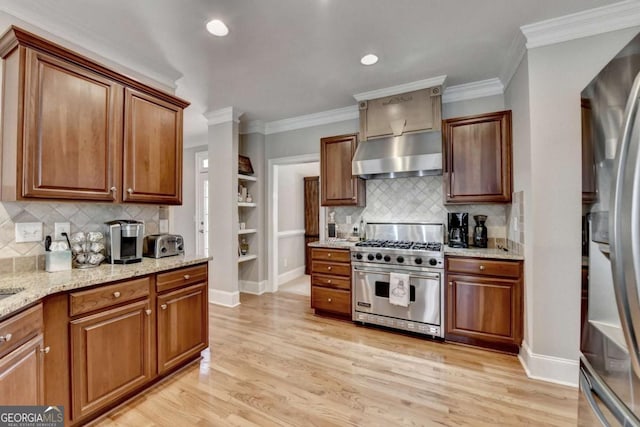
[204,107,244,126]
[209,289,240,307]
[518,341,579,387]
[521,0,640,49]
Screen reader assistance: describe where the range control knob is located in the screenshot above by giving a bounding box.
[375,253,383,260]
[429,258,438,266]
[397,256,405,263]
[356,253,363,260]
[161,247,167,253]
[415,257,423,265]
[367,254,375,261]
[384,255,391,262]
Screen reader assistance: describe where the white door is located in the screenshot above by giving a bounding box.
[195,152,209,256]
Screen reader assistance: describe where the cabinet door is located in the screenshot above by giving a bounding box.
[22,49,122,201]
[123,87,183,205]
[321,134,365,206]
[157,283,208,374]
[446,273,522,352]
[443,110,512,203]
[70,299,152,419]
[0,335,44,405]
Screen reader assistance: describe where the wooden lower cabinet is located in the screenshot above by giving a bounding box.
[0,334,45,405]
[310,248,352,317]
[70,299,152,419]
[445,257,523,353]
[157,283,208,374]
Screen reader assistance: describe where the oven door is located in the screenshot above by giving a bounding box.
[352,264,442,327]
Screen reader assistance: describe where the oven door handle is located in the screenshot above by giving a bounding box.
[353,269,440,282]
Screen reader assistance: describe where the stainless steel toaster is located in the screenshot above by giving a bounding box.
[143,234,184,258]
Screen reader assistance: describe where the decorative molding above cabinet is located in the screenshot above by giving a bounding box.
[0,26,189,205]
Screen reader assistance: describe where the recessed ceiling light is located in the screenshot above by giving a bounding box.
[206,19,229,37]
[360,54,379,66]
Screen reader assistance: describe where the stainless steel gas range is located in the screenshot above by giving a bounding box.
[351,222,444,338]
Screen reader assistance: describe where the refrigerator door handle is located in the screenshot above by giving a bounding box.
[579,368,612,427]
[611,69,640,379]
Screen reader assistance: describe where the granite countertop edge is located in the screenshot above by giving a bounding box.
[308,240,358,249]
[0,254,211,319]
[444,247,524,261]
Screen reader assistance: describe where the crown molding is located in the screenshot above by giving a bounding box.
[353,75,447,101]
[264,105,359,135]
[0,8,180,90]
[442,78,504,103]
[204,107,244,126]
[240,120,266,135]
[521,0,640,49]
[500,31,528,90]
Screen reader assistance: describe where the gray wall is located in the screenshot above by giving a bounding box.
[265,120,358,159]
[173,144,206,255]
[442,94,504,119]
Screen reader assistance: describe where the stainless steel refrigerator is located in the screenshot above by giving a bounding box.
[580,33,640,425]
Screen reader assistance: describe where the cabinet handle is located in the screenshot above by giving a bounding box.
[448,281,453,286]
[327,266,332,271]
[327,298,332,302]
[110,186,117,193]
[40,346,50,354]
[145,309,152,316]
[113,291,121,298]
[127,188,133,194]
[479,265,486,271]
[327,279,332,284]
[184,274,191,280]
[161,304,168,310]
[0,333,12,343]
[327,253,332,257]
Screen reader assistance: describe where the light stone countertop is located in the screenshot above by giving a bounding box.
[0,254,211,319]
[308,240,358,249]
[444,246,524,261]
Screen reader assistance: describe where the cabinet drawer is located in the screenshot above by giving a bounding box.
[70,277,150,317]
[446,257,521,279]
[156,264,208,293]
[311,274,350,290]
[0,304,43,358]
[311,248,350,262]
[311,260,351,277]
[311,287,350,315]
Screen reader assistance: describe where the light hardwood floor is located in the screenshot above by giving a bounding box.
[96,292,579,426]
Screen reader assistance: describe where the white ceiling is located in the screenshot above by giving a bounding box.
[0,0,623,142]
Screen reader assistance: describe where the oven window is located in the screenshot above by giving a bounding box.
[374,281,416,302]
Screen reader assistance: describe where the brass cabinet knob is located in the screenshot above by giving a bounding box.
[145,309,152,316]
[40,346,50,354]
[327,280,332,284]
[127,188,133,194]
[110,186,117,192]
[0,333,12,343]
[327,298,332,302]
[184,274,191,280]
[327,266,332,271]
[113,291,121,298]
[327,253,332,257]
[161,304,168,310]
[448,281,453,286]
[479,265,486,271]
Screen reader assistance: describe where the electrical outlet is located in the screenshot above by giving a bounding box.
[15,222,43,243]
[54,222,71,241]
[346,216,352,224]
[283,257,288,267]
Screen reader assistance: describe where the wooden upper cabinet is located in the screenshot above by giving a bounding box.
[123,88,183,204]
[443,110,512,204]
[320,134,365,206]
[21,50,122,201]
[0,26,189,204]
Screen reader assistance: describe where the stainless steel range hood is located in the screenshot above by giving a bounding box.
[352,131,443,179]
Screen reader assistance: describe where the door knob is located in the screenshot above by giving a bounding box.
[184,274,191,280]
[448,281,453,286]
[127,188,133,194]
[327,266,332,271]
[145,309,152,316]
[327,298,332,302]
[479,265,486,271]
[0,333,12,342]
[40,346,50,354]
[161,304,168,310]
[113,291,121,298]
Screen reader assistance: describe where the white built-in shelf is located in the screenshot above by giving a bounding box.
[238,254,257,263]
[238,229,257,235]
[238,202,257,207]
[238,174,257,182]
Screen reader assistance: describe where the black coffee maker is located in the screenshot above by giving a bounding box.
[448,212,468,248]
[473,215,488,248]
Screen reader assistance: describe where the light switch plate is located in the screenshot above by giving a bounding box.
[15,222,43,243]
[54,222,71,241]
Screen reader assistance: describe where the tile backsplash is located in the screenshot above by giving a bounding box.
[330,176,507,243]
[0,201,165,270]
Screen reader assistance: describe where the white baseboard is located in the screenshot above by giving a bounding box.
[208,289,240,307]
[518,340,579,387]
[278,266,306,285]
[239,280,268,295]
